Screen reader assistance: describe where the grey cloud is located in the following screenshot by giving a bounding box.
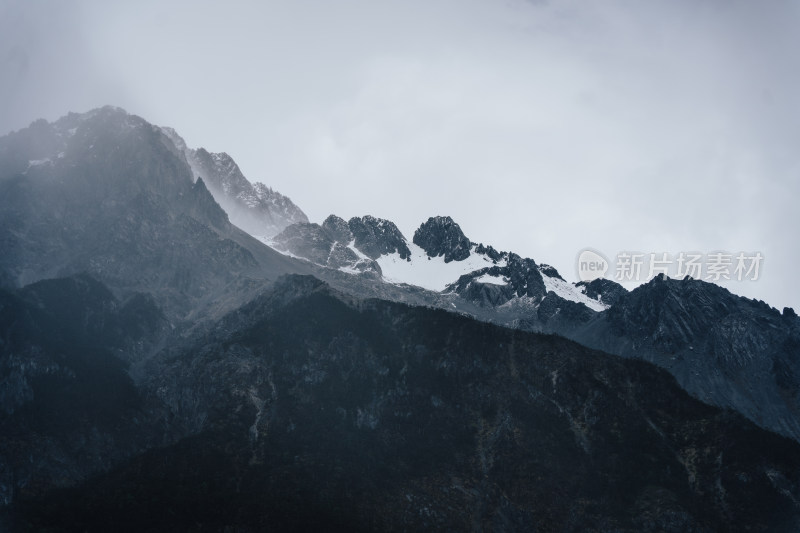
[2,0,798,309]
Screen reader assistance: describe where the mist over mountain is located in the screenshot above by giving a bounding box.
[159,126,308,238]
[0,106,310,321]
[1,107,799,532]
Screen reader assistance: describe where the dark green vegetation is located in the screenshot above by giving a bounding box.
[0,275,172,511]
[5,276,800,532]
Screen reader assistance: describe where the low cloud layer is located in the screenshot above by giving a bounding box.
[2,0,798,308]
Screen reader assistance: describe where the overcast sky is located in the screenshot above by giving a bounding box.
[2,0,798,309]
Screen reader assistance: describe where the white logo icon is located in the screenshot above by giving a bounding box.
[576,249,609,282]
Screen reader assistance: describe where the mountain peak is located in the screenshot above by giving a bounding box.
[272,218,382,276]
[322,214,353,243]
[186,177,231,231]
[605,274,782,357]
[575,278,627,306]
[159,130,308,238]
[348,216,411,260]
[413,216,471,263]
[0,108,298,317]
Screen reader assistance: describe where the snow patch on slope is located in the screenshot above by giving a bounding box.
[347,240,371,262]
[474,273,508,286]
[378,243,505,292]
[542,274,608,312]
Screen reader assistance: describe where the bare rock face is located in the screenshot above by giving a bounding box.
[321,214,353,243]
[447,254,548,307]
[273,217,382,276]
[569,274,800,442]
[275,213,412,276]
[272,222,335,265]
[576,278,627,306]
[413,215,471,263]
[348,215,411,260]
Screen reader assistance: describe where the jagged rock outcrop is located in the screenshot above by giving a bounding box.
[185,177,230,232]
[474,243,505,262]
[275,214,407,273]
[576,278,627,307]
[326,243,364,270]
[413,215,471,262]
[272,217,381,276]
[538,263,564,281]
[272,222,335,265]
[537,291,596,326]
[321,214,353,243]
[447,254,548,306]
[272,213,609,321]
[348,215,411,260]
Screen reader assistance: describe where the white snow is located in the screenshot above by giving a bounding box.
[257,233,605,314]
[377,243,505,292]
[347,240,371,262]
[474,273,508,286]
[541,274,608,312]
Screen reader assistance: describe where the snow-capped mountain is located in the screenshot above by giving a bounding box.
[4,106,800,530]
[270,214,611,313]
[159,126,308,237]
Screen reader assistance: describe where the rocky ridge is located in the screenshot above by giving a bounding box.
[274,214,609,315]
[159,127,308,238]
[413,215,472,262]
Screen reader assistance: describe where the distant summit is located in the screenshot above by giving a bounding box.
[159,127,307,237]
